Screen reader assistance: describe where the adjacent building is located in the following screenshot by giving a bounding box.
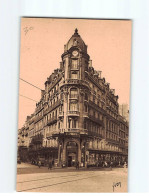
[119,104,129,122]
[18,29,129,167]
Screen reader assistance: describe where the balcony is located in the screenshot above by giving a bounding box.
[43,100,61,115]
[57,128,88,135]
[88,130,103,138]
[65,79,90,89]
[67,128,80,132]
[35,105,44,114]
[106,138,119,145]
[88,114,103,126]
[47,116,57,126]
[67,111,80,116]
[83,112,89,118]
[34,115,43,123]
[46,130,60,138]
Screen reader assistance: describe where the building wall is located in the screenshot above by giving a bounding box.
[18,29,129,165]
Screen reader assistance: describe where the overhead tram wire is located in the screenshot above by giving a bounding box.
[19,94,38,103]
[19,78,42,102]
[19,78,42,91]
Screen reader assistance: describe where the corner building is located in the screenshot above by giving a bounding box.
[19,29,128,167]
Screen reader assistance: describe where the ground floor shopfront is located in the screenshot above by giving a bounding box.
[19,135,127,167]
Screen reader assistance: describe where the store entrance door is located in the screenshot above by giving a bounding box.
[66,142,78,167]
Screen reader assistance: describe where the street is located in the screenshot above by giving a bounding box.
[17,163,127,192]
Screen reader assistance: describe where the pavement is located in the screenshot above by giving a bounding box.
[16,163,128,193]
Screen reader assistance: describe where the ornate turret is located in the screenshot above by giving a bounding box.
[64,28,87,53]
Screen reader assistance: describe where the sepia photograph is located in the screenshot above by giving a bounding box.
[16,18,132,193]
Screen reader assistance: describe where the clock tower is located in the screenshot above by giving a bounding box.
[58,29,91,166]
[61,28,90,81]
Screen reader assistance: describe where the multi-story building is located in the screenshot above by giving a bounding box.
[18,29,129,167]
[119,104,129,122]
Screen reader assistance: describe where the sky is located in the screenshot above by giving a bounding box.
[18,18,132,129]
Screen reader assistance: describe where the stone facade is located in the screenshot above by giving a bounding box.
[18,29,129,167]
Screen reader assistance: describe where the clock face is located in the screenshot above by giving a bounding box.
[72,50,78,56]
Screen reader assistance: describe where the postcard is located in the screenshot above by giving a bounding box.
[17,18,131,192]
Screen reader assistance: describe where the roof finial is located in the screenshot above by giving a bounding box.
[75,28,78,34]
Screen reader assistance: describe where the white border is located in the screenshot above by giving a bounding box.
[0,0,149,193]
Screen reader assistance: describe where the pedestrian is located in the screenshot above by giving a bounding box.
[48,161,52,170]
[38,160,41,168]
[76,161,79,170]
[123,162,127,168]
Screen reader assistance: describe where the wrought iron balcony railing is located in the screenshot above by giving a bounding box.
[34,115,43,123]
[67,111,80,116]
[47,116,57,126]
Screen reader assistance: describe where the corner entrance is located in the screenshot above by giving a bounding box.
[66,142,78,167]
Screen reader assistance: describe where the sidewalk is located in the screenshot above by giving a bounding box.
[17,162,114,171]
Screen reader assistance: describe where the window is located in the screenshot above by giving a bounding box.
[58,122,60,129]
[93,111,95,117]
[84,104,88,112]
[85,93,88,101]
[69,100,78,111]
[70,88,78,98]
[71,71,78,79]
[71,60,78,69]
[68,119,71,128]
[73,119,77,128]
[84,120,87,129]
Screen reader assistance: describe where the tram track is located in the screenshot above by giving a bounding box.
[17,171,95,184]
[17,171,99,192]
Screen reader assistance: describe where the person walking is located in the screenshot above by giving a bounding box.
[48,161,52,170]
[38,160,41,168]
[76,161,79,170]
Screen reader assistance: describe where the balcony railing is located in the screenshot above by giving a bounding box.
[34,115,43,123]
[67,111,80,116]
[54,128,88,135]
[35,105,44,113]
[106,138,119,144]
[83,112,89,118]
[47,116,57,126]
[43,100,61,115]
[88,114,103,126]
[46,130,60,137]
[88,130,103,138]
[67,128,80,132]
